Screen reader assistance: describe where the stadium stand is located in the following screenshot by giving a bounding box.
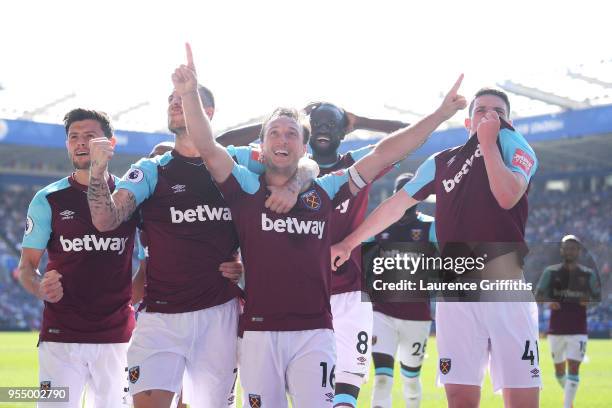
[0,104,610,335]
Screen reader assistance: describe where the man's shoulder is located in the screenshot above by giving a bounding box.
[33,177,71,201]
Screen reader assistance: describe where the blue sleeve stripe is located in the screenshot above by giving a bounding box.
[403,154,436,197]
[115,157,160,205]
[230,163,260,195]
[400,367,421,378]
[21,180,69,249]
[348,145,375,162]
[429,222,437,244]
[499,128,538,182]
[314,171,349,200]
[333,394,357,407]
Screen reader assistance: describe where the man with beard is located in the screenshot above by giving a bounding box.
[18,109,137,408]
[536,235,600,408]
[370,173,437,408]
[172,47,466,407]
[86,45,316,408]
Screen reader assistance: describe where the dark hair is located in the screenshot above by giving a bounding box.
[260,107,310,144]
[197,84,215,109]
[394,172,414,193]
[63,108,113,138]
[468,88,511,117]
[311,102,348,129]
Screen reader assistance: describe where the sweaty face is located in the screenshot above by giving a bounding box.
[262,116,306,173]
[467,95,509,136]
[66,119,106,170]
[560,241,581,263]
[309,105,345,155]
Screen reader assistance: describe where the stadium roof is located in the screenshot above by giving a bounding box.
[1,60,611,137]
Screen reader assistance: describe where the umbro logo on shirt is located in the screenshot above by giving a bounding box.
[60,210,75,220]
[171,184,186,194]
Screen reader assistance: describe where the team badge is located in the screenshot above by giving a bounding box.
[125,168,144,183]
[250,147,263,163]
[128,366,140,384]
[25,216,34,235]
[411,228,422,241]
[439,358,451,375]
[512,148,535,174]
[301,190,321,211]
[40,381,51,390]
[248,394,261,408]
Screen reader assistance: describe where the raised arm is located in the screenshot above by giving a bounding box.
[349,75,466,193]
[216,123,262,147]
[331,190,419,270]
[175,43,235,182]
[345,110,409,134]
[477,112,530,209]
[88,139,138,232]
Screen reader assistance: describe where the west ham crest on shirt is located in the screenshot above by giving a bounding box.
[411,228,422,241]
[248,394,261,408]
[40,381,51,390]
[301,189,321,211]
[128,366,140,384]
[440,358,451,375]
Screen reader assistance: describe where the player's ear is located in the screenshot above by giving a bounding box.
[464,117,471,130]
[205,107,215,120]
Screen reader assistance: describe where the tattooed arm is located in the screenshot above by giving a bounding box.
[88,137,138,232]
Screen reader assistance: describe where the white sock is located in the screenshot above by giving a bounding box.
[402,375,422,408]
[372,374,393,408]
[564,375,579,408]
[555,373,566,388]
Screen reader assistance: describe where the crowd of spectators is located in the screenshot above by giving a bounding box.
[0,182,610,335]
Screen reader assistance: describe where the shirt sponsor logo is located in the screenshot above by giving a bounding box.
[60,210,75,220]
[512,148,535,175]
[171,184,186,193]
[59,235,129,255]
[170,206,232,223]
[261,213,325,239]
[442,145,482,193]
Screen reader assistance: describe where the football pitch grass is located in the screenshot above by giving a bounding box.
[0,332,610,407]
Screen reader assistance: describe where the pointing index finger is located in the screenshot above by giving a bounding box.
[449,73,464,95]
[185,42,195,72]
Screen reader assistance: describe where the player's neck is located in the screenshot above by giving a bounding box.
[311,150,340,166]
[75,168,106,186]
[264,166,296,187]
[174,132,201,158]
[564,261,578,271]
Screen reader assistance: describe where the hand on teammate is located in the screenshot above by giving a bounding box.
[265,185,298,214]
[89,137,114,177]
[38,270,63,303]
[436,74,467,121]
[330,241,352,272]
[476,110,501,147]
[220,261,243,284]
[548,302,561,310]
[171,43,198,97]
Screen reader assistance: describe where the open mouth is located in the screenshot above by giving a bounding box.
[315,133,331,144]
[75,151,89,157]
[274,149,289,157]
